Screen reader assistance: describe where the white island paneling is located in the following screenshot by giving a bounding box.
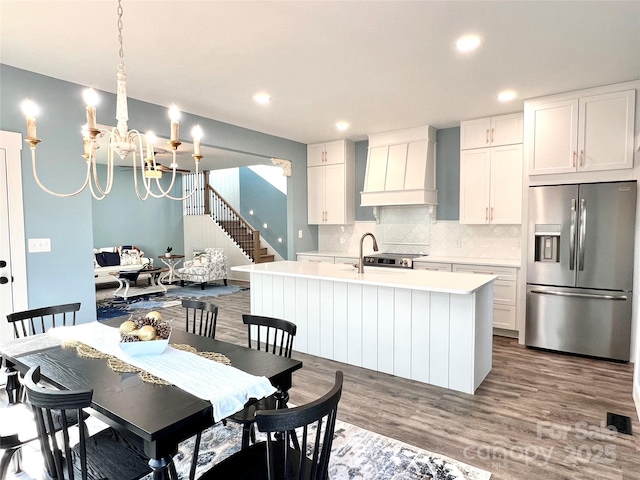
[233,261,495,394]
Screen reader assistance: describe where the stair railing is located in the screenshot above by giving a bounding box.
[206,184,261,263]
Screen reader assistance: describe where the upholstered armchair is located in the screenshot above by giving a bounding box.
[177,248,228,290]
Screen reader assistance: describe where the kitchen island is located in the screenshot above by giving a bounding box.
[232,261,496,394]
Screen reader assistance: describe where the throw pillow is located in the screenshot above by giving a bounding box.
[102,251,120,267]
[95,253,107,267]
[120,249,141,266]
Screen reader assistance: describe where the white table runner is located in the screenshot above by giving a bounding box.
[49,322,276,421]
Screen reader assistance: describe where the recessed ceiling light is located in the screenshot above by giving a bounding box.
[455,35,482,52]
[498,90,517,102]
[253,93,271,104]
[336,121,350,131]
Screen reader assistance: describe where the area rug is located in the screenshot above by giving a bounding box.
[149,419,491,480]
[96,284,247,321]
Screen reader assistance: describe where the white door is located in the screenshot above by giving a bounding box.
[307,143,326,167]
[578,90,635,172]
[323,140,345,166]
[459,149,490,224]
[460,118,491,150]
[0,131,28,343]
[307,166,326,224]
[527,98,579,175]
[490,144,523,224]
[323,164,345,224]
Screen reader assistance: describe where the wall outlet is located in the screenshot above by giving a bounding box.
[298,230,303,239]
[28,238,51,253]
[454,238,461,248]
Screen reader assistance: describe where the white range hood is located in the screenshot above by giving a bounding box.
[360,125,437,218]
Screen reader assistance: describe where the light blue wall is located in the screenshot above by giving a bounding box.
[355,140,375,222]
[436,127,461,220]
[239,168,287,258]
[1,64,311,317]
[91,165,184,258]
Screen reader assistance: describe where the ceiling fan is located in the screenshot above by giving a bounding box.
[119,148,191,178]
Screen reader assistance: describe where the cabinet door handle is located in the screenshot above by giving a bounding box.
[491,207,494,220]
[490,128,494,143]
[486,129,489,144]
[572,151,576,167]
[485,207,489,221]
[579,150,584,166]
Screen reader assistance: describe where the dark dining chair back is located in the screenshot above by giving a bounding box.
[6,302,80,338]
[243,314,297,358]
[182,299,218,339]
[198,371,343,480]
[22,366,151,480]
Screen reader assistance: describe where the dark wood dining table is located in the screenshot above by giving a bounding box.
[0,319,303,479]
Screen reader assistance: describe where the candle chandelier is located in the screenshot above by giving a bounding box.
[21,0,202,201]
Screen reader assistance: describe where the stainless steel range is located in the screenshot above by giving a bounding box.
[362,253,424,269]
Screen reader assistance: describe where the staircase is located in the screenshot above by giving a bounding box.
[218,220,275,263]
[206,186,275,264]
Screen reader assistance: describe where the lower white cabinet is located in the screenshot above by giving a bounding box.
[296,254,335,264]
[452,264,518,330]
[414,260,519,331]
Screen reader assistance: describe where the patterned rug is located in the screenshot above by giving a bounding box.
[150,418,491,480]
[96,284,247,321]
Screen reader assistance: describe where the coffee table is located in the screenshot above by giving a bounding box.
[111,266,169,300]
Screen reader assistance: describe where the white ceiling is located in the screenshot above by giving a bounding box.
[2,0,639,149]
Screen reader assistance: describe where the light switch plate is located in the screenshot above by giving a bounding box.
[28,238,51,253]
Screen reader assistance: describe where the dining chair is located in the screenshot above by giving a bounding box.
[6,302,81,339]
[22,366,152,480]
[181,299,219,339]
[197,371,343,480]
[229,315,297,448]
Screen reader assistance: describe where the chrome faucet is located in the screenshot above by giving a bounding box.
[358,232,379,273]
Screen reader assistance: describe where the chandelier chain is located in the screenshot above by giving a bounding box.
[117,0,125,68]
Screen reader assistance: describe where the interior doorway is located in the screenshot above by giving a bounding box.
[0,131,28,342]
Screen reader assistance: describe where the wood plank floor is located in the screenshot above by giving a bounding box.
[137,282,639,479]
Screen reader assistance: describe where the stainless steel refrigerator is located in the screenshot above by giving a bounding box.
[526,181,636,361]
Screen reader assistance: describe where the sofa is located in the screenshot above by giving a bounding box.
[94,246,152,286]
[177,247,228,289]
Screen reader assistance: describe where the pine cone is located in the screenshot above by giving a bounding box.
[134,317,147,329]
[121,331,141,342]
[146,317,161,328]
[156,322,171,340]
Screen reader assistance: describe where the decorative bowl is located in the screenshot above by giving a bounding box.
[119,338,169,356]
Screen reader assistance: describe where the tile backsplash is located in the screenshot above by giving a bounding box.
[318,206,521,259]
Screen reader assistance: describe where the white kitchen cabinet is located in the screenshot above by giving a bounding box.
[460,113,523,150]
[459,144,522,224]
[307,140,349,167]
[307,139,355,225]
[412,261,452,272]
[527,88,635,175]
[296,254,335,263]
[453,264,518,330]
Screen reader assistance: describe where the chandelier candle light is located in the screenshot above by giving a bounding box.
[20,0,202,201]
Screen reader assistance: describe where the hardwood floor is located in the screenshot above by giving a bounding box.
[152,282,640,479]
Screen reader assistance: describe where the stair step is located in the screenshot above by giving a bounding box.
[256,254,275,263]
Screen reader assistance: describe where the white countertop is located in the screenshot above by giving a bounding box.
[232,261,496,294]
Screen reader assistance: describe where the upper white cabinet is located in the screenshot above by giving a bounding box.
[307,139,354,224]
[459,144,523,224]
[460,113,524,150]
[307,140,348,167]
[526,88,635,175]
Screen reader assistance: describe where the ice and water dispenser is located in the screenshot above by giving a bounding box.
[533,224,561,263]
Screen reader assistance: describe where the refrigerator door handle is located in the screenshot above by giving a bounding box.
[578,198,586,271]
[569,198,577,271]
[529,290,628,301]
